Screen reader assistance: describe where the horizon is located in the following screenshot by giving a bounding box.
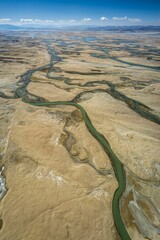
[1,24,160,29]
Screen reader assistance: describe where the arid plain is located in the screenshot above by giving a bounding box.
[0,30,160,240]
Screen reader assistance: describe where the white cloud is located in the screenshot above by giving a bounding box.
[83,18,92,22]
[112,16,128,21]
[19,18,78,26]
[20,18,34,22]
[100,17,109,21]
[0,18,11,23]
[112,16,141,23]
[20,19,54,23]
[43,20,54,23]
[128,18,141,23]
[69,19,76,23]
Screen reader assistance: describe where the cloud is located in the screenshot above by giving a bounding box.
[43,20,54,23]
[83,18,92,22]
[0,18,11,23]
[69,19,76,23]
[112,16,141,23]
[128,18,141,23]
[20,19,54,23]
[112,16,128,21]
[100,17,109,21]
[19,18,77,26]
[20,19,34,23]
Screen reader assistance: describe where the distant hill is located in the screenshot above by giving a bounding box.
[0,24,22,30]
[0,24,54,30]
[85,25,160,32]
[0,24,160,32]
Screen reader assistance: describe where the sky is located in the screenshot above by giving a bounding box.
[0,0,160,26]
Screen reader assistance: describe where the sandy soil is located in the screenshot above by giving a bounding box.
[0,30,160,240]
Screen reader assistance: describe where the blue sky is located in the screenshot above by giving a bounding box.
[0,0,160,25]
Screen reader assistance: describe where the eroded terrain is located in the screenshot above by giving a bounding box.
[0,30,160,240]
